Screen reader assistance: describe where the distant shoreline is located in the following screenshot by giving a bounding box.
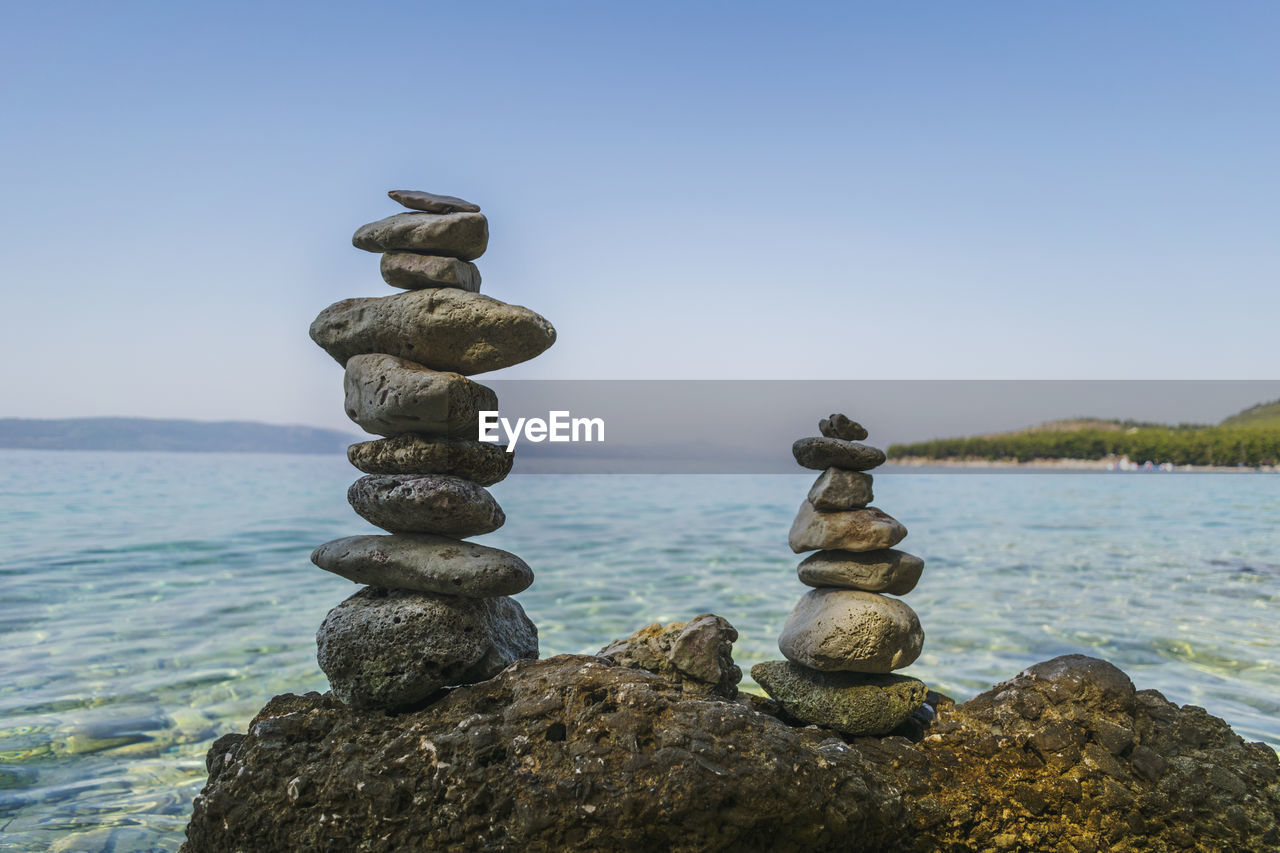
[890,456,1279,473]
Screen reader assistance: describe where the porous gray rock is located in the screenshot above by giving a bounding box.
[807,468,874,511]
[792,437,886,471]
[778,588,923,673]
[597,614,741,698]
[310,288,556,375]
[343,354,497,438]
[183,649,1280,853]
[819,413,869,442]
[347,474,505,536]
[347,434,513,485]
[380,252,481,291]
[751,660,927,736]
[352,212,488,260]
[315,586,536,711]
[797,549,924,595]
[311,534,532,597]
[387,189,481,214]
[788,503,907,553]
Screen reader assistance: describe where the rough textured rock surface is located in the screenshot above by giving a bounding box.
[788,503,907,553]
[310,288,556,375]
[797,548,924,595]
[778,588,924,673]
[597,614,741,698]
[807,467,874,511]
[387,189,481,214]
[380,252,481,291]
[819,413,869,441]
[792,436,886,471]
[347,474,505,536]
[315,586,536,711]
[348,434,513,485]
[343,354,497,437]
[183,651,1280,853]
[752,660,927,736]
[352,212,489,260]
[311,534,532,597]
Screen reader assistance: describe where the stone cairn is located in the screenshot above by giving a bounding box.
[307,190,556,711]
[752,414,930,736]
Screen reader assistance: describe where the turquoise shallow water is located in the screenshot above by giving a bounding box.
[0,449,1277,851]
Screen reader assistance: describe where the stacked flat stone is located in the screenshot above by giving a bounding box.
[307,190,556,712]
[751,414,929,736]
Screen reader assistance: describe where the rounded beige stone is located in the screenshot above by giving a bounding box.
[778,588,924,673]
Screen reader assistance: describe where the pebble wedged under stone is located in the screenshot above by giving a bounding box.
[778,588,924,673]
[807,468,874,511]
[352,212,489,260]
[788,503,907,553]
[387,189,481,214]
[797,548,924,595]
[316,586,536,711]
[792,437,886,471]
[343,354,497,438]
[311,534,533,597]
[819,413,869,442]
[184,651,1280,853]
[347,434,513,485]
[347,474,505,536]
[310,288,556,375]
[751,660,927,736]
[380,253,481,291]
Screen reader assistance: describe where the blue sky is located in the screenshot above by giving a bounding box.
[2,2,1277,431]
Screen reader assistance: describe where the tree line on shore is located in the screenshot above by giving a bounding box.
[887,425,1280,467]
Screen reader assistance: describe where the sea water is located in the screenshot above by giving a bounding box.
[0,450,1276,851]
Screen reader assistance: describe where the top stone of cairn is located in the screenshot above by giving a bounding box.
[820,413,868,442]
[388,189,481,214]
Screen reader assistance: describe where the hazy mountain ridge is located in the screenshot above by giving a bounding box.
[0,418,357,454]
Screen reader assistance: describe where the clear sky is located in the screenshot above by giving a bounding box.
[2,2,1277,432]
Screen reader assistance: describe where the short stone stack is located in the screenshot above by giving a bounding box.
[307,190,556,712]
[752,414,929,736]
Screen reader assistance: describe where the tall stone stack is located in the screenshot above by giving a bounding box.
[306,190,556,712]
[752,414,930,736]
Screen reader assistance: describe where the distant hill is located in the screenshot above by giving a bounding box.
[887,401,1280,467]
[1220,400,1280,429]
[0,418,357,454]
[980,417,1206,436]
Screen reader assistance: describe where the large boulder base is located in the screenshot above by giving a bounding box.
[183,651,1280,852]
[310,288,556,375]
[347,434,513,485]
